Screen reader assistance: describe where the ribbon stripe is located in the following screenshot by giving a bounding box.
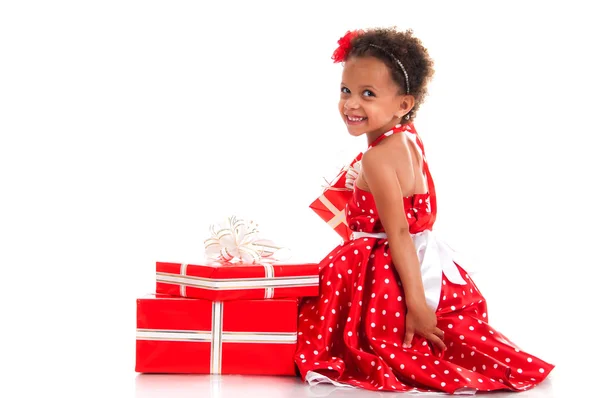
[180,263,188,297]
[136,329,298,343]
[159,271,319,290]
[211,301,223,374]
[263,263,275,299]
[318,194,348,228]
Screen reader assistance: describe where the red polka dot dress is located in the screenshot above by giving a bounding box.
[295,123,554,393]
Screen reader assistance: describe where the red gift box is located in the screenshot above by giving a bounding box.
[135,294,299,375]
[309,153,362,241]
[156,261,320,301]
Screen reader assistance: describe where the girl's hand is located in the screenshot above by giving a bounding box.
[403,303,446,352]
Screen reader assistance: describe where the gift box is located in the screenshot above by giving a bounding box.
[156,261,320,301]
[135,294,299,375]
[309,153,362,241]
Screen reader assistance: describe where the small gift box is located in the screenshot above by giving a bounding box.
[135,294,299,375]
[156,216,320,301]
[309,153,362,241]
[156,260,320,301]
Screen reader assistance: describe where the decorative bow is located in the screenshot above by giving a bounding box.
[344,160,362,190]
[320,154,364,193]
[204,216,291,264]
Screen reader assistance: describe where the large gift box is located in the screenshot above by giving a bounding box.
[136,294,299,375]
[156,261,320,301]
[309,153,362,241]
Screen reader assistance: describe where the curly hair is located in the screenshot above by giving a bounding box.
[345,28,435,124]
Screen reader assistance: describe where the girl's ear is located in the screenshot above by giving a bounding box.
[394,95,416,119]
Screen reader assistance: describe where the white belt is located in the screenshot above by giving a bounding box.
[350,230,467,310]
[351,231,388,240]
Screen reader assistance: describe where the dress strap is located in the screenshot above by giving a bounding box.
[406,127,437,225]
[368,123,410,148]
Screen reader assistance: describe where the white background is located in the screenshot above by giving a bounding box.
[1,1,598,397]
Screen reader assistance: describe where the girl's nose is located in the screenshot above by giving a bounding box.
[344,98,359,110]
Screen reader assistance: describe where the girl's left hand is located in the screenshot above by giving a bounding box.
[403,303,446,352]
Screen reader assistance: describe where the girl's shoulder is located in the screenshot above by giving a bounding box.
[364,132,414,166]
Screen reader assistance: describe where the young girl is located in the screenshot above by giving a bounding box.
[294,27,554,394]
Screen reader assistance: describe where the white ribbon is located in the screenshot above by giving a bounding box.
[211,301,223,374]
[412,230,467,311]
[204,216,291,264]
[344,160,362,190]
[180,263,188,297]
[351,229,467,311]
[320,154,364,193]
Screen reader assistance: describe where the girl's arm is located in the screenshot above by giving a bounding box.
[361,147,446,351]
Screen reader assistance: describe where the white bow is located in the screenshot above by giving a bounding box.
[320,155,363,193]
[344,160,362,190]
[204,216,291,264]
[412,230,468,311]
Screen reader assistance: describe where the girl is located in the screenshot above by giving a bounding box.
[294,27,554,394]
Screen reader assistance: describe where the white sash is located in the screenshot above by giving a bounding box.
[351,230,467,311]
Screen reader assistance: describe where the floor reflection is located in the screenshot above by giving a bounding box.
[135,374,306,398]
[135,373,558,398]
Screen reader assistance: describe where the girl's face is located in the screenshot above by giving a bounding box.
[339,56,412,139]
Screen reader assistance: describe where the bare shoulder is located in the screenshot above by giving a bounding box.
[361,145,387,170]
[363,135,412,169]
[360,134,425,196]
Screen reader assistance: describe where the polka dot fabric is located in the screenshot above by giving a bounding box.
[294,125,554,393]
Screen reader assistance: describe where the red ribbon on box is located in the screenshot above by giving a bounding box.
[309,153,363,241]
[135,294,298,375]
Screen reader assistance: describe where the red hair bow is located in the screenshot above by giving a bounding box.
[331,29,364,63]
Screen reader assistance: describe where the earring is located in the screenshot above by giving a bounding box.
[404,113,411,120]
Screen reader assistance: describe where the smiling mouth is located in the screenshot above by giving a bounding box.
[346,115,367,124]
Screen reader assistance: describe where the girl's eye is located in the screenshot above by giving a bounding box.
[341,87,350,94]
[363,90,375,97]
